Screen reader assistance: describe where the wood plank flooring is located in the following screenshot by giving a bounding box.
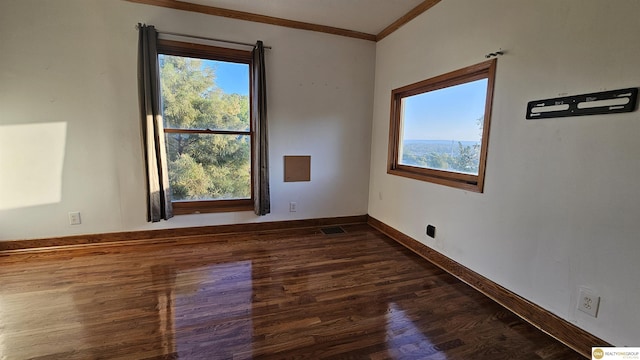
[0,224,583,359]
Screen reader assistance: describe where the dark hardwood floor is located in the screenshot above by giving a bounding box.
[0,224,583,359]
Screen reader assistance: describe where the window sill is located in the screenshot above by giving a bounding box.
[172,199,254,215]
[387,167,482,193]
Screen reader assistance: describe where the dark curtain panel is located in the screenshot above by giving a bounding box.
[138,24,173,222]
[252,41,270,216]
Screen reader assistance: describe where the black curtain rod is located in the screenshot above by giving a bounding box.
[136,24,271,49]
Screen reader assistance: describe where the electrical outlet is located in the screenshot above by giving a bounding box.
[68,211,81,225]
[426,225,436,238]
[289,202,297,212]
[577,287,600,317]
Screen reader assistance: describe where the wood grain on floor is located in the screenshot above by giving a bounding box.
[0,224,583,359]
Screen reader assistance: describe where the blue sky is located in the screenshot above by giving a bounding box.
[402,79,487,142]
[203,60,249,96]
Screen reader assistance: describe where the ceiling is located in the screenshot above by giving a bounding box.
[178,0,427,36]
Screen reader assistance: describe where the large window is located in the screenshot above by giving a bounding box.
[387,59,496,192]
[158,40,254,214]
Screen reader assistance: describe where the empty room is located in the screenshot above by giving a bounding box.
[0,0,638,359]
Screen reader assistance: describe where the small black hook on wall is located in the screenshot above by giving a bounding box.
[485,50,504,58]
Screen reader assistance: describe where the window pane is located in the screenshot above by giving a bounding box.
[399,79,487,175]
[159,54,250,131]
[166,133,251,201]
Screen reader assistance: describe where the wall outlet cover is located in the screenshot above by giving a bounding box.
[426,225,436,238]
[577,287,600,317]
[68,211,81,225]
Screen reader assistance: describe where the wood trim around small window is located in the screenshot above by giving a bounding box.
[387,59,497,193]
[157,39,255,214]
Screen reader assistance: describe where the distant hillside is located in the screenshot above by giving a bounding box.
[403,140,479,156]
[401,140,480,174]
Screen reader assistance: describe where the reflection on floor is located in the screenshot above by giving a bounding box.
[0,224,583,359]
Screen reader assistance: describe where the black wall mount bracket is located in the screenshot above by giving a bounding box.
[526,88,638,120]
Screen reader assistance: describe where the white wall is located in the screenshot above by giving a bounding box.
[0,0,375,240]
[369,0,640,346]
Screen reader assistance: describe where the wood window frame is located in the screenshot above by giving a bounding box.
[387,59,497,193]
[158,39,255,214]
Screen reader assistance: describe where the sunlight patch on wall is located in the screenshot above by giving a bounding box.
[0,122,66,210]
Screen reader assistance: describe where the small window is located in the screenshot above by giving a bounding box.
[387,59,496,192]
[158,40,254,214]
